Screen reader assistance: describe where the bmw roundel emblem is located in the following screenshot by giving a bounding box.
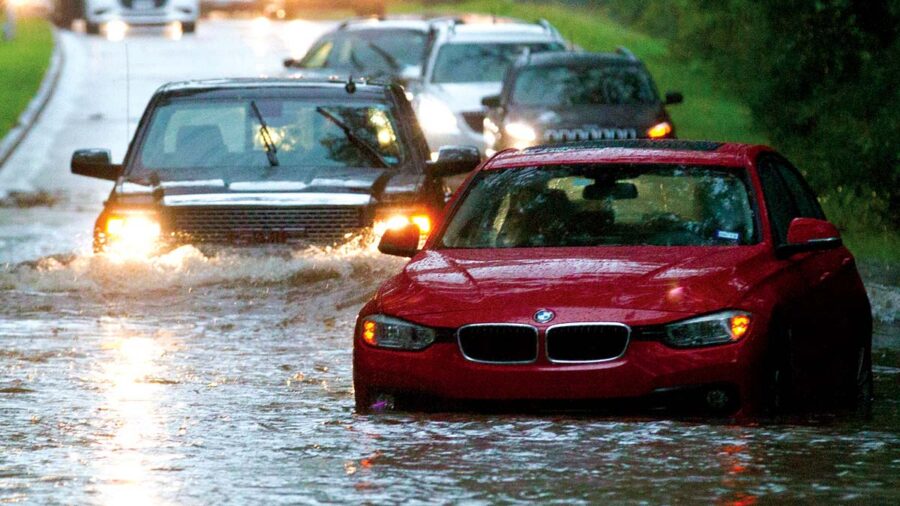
[534,309,555,324]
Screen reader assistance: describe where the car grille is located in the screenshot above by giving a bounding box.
[546,324,630,362]
[457,325,538,364]
[462,111,485,133]
[166,206,365,244]
[120,0,167,8]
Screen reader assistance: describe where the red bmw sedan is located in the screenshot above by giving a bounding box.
[354,140,873,416]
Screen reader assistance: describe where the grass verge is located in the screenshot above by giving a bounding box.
[394,0,898,270]
[0,16,54,140]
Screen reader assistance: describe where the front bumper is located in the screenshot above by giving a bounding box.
[87,9,197,25]
[354,329,766,414]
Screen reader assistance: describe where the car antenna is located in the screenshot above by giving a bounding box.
[346,74,357,94]
[125,42,131,147]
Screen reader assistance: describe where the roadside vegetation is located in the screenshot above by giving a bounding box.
[393,0,899,269]
[0,15,53,141]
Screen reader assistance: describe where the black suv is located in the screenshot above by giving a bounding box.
[482,49,683,153]
[71,78,478,253]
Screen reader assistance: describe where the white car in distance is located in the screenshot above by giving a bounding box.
[408,17,568,158]
[82,0,200,35]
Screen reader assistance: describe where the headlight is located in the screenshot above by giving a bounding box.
[360,315,436,350]
[101,210,162,257]
[417,95,460,135]
[664,310,752,348]
[504,122,538,149]
[647,121,673,139]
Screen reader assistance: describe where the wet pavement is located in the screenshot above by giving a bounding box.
[1,18,899,504]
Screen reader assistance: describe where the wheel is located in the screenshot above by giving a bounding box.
[86,22,101,35]
[763,323,800,414]
[849,343,874,415]
[353,380,372,414]
[181,21,196,34]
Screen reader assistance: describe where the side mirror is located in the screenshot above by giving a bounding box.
[665,91,684,105]
[481,95,501,109]
[378,224,421,258]
[776,217,842,258]
[426,145,481,178]
[283,58,298,68]
[71,149,122,181]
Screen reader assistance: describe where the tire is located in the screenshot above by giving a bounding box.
[86,22,101,35]
[851,343,874,416]
[354,381,372,414]
[181,22,196,34]
[764,323,799,414]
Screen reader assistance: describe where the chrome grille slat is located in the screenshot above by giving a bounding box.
[546,323,631,363]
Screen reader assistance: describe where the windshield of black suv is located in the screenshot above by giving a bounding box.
[131,98,406,182]
[441,164,758,248]
[300,29,428,76]
[432,42,566,83]
[512,64,660,106]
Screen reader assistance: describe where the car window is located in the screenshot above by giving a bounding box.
[772,157,825,220]
[133,98,406,182]
[512,65,660,106]
[757,155,800,245]
[431,42,565,83]
[441,164,757,248]
[302,29,428,75]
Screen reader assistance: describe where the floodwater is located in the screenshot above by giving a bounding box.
[1,17,898,505]
[1,240,898,504]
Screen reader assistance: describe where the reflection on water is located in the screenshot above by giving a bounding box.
[94,329,169,506]
[0,246,898,503]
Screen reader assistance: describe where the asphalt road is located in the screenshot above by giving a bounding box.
[0,18,898,504]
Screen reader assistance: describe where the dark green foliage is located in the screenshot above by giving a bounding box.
[595,0,900,228]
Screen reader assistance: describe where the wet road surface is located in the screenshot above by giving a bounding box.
[1,18,899,504]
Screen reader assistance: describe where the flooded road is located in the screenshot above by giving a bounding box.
[1,18,899,505]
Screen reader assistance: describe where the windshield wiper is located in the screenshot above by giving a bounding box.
[250,100,279,167]
[366,42,401,72]
[315,106,390,169]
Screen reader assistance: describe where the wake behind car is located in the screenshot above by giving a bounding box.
[355,140,872,416]
[71,78,479,255]
[482,50,683,154]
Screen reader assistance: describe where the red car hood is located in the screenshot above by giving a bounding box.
[377,246,775,326]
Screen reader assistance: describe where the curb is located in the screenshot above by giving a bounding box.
[0,27,65,171]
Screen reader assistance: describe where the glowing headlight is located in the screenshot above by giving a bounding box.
[504,122,538,149]
[647,121,673,139]
[105,20,128,41]
[417,95,460,135]
[664,311,752,348]
[360,315,436,350]
[102,211,162,257]
[374,213,432,236]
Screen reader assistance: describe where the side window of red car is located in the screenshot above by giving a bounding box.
[771,157,826,221]
[757,155,799,245]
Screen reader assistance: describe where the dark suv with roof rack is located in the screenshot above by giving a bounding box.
[69,78,479,255]
[482,49,683,154]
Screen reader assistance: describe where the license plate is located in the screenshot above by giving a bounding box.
[227,230,290,244]
[133,0,154,9]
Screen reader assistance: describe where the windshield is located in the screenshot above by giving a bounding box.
[132,98,406,182]
[441,164,757,248]
[432,42,565,83]
[513,65,659,106]
[300,29,427,77]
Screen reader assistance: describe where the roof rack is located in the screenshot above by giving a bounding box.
[615,46,638,61]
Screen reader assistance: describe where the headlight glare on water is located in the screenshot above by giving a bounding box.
[360,315,436,350]
[664,310,752,348]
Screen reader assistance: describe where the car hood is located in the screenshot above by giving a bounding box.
[377,246,775,327]
[425,82,502,113]
[508,105,666,141]
[113,168,425,205]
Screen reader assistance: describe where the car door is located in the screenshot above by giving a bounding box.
[757,153,851,390]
